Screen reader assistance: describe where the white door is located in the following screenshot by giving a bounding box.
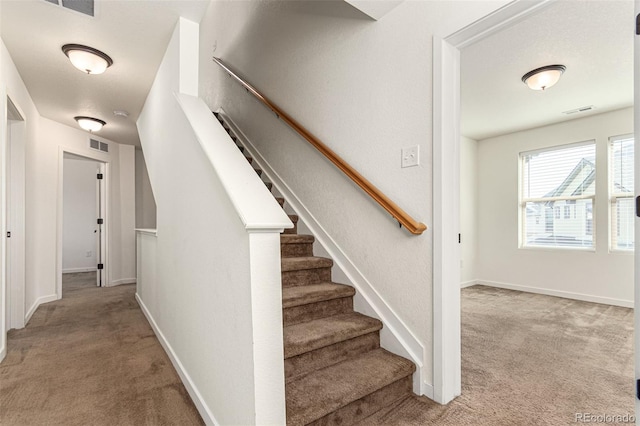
[635,0,640,420]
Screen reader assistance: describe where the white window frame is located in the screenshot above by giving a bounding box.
[609,134,635,253]
[519,141,596,251]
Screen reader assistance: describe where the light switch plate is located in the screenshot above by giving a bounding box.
[401,146,419,168]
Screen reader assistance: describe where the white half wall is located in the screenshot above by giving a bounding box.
[63,157,98,273]
[477,108,634,306]
[137,18,289,425]
[460,136,478,286]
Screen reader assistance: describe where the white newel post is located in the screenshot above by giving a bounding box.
[248,231,286,425]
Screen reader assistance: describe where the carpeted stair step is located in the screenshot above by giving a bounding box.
[284,214,298,235]
[282,282,355,326]
[245,156,253,164]
[286,348,415,426]
[284,313,382,382]
[254,168,263,177]
[284,313,382,359]
[264,181,273,191]
[282,257,332,287]
[276,197,285,208]
[281,234,314,258]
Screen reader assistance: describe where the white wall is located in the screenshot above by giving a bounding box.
[63,157,98,273]
[0,40,136,328]
[460,136,478,286]
[135,148,156,229]
[477,107,634,306]
[198,0,509,389]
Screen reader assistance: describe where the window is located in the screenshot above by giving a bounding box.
[609,135,634,251]
[521,142,595,249]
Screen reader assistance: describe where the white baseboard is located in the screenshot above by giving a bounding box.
[477,280,633,308]
[460,280,478,289]
[421,381,434,399]
[0,344,6,362]
[110,278,136,287]
[136,294,218,425]
[220,109,427,396]
[62,267,97,274]
[25,294,59,325]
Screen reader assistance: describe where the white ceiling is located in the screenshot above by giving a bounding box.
[461,0,634,141]
[1,0,210,146]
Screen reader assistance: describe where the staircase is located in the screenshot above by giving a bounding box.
[215,113,417,425]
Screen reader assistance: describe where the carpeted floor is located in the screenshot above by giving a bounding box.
[1,278,634,425]
[359,285,634,425]
[0,272,203,426]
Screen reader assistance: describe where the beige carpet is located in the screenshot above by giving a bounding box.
[359,285,634,425]
[0,273,203,426]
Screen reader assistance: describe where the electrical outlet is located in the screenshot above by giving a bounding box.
[86,251,92,258]
[401,146,419,168]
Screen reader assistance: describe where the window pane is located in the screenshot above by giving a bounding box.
[524,199,593,248]
[611,197,634,250]
[610,137,634,194]
[522,144,595,199]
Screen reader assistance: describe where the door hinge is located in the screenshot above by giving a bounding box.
[458,233,461,244]
[636,13,640,35]
[637,379,639,399]
[6,232,10,238]
[97,173,103,180]
[97,218,104,225]
[97,263,104,270]
[636,196,640,217]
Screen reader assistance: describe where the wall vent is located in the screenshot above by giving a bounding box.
[89,139,108,153]
[43,0,94,17]
[562,105,596,115]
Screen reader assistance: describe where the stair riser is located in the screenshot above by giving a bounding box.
[282,267,331,287]
[307,376,413,426]
[281,243,314,258]
[283,223,298,235]
[285,332,380,382]
[283,297,352,326]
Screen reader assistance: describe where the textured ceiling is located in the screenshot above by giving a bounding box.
[1,0,210,146]
[461,0,634,141]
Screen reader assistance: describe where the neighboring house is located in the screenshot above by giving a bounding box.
[525,157,595,247]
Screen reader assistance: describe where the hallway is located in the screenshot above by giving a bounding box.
[0,273,203,425]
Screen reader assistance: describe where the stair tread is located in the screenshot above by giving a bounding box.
[282,256,333,272]
[284,313,382,358]
[286,348,415,425]
[280,234,314,244]
[282,282,354,308]
[288,214,298,223]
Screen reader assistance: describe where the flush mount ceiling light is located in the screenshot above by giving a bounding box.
[75,116,106,132]
[62,44,113,74]
[521,65,566,91]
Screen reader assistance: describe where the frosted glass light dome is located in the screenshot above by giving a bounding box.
[75,116,106,132]
[522,65,566,91]
[62,44,113,75]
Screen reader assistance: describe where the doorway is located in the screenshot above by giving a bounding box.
[57,149,108,298]
[62,153,105,292]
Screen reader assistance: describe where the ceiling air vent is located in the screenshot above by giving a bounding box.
[562,105,596,115]
[89,139,108,153]
[43,0,94,17]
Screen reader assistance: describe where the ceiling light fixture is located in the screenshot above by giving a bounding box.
[75,116,106,132]
[521,65,566,91]
[62,44,113,74]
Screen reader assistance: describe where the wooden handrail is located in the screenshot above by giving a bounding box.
[213,57,427,235]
